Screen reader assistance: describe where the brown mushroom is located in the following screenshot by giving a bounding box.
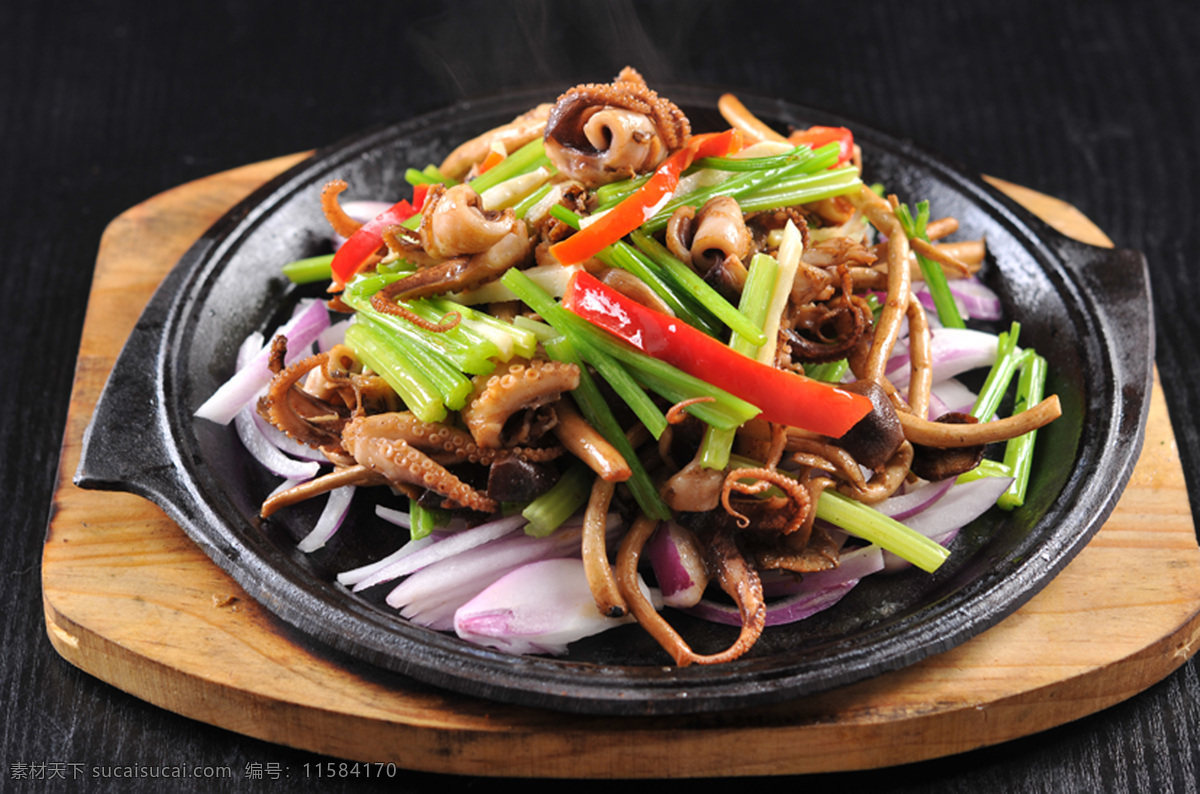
[832,380,905,471]
[909,412,987,481]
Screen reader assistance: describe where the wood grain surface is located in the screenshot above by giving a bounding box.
[42,156,1199,778]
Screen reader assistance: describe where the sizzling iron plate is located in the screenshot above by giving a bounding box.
[76,87,1153,716]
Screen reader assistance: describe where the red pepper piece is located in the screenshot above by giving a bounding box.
[328,198,418,292]
[549,129,744,266]
[788,125,854,166]
[562,270,872,438]
[476,148,505,174]
[412,182,430,212]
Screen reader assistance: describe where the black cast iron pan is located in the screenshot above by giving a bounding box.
[74,86,1153,716]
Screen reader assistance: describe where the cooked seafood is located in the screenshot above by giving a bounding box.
[200,70,1061,665]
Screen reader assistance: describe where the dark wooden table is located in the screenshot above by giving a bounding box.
[7,1,1199,790]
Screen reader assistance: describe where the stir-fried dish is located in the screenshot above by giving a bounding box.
[197,68,1061,665]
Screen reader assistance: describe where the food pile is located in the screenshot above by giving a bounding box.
[197,68,1060,665]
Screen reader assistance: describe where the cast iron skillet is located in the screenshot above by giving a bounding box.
[75,86,1153,716]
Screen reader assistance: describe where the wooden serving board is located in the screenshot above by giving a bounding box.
[43,155,1199,778]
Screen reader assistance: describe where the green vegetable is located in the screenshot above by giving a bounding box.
[698,252,778,470]
[640,144,844,234]
[466,138,550,194]
[971,322,1024,421]
[628,229,766,344]
[895,199,965,329]
[281,253,335,284]
[816,490,950,573]
[501,267,668,438]
[409,502,450,541]
[542,337,671,521]
[343,321,446,423]
[998,352,1048,509]
[521,460,595,537]
[549,205,721,336]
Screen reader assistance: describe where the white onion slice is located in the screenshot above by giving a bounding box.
[337,534,434,587]
[352,513,528,592]
[297,486,356,553]
[233,404,321,480]
[645,521,709,608]
[684,545,884,627]
[887,327,1000,390]
[195,299,330,424]
[454,559,644,655]
[880,475,1014,571]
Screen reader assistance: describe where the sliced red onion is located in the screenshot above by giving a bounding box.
[353,513,529,592]
[195,299,331,424]
[383,516,622,630]
[337,534,434,587]
[915,277,1003,321]
[645,521,709,608]
[384,531,575,625]
[880,475,1014,571]
[685,584,854,627]
[234,403,321,480]
[374,505,412,529]
[877,479,956,522]
[317,318,351,353]
[931,378,979,418]
[250,411,328,463]
[887,327,1000,390]
[901,475,1014,538]
[297,486,356,553]
[683,545,884,627]
[454,559,644,655]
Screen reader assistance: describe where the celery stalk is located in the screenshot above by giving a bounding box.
[521,460,594,537]
[971,322,1024,421]
[698,252,778,470]
[466,138,550,194]
[355,315,474,411]
[896,199,966,329]
[281,253,335,284]
[629,229,766,344]
[344,322,446,423]
[501,268,668,438]
[998,352,1047,509]
[409,502,450,541]
[816,491,950,573]
[543,337,671,521]
[550,205,721,336]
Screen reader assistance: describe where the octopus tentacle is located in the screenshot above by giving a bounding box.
[319,179,362,239]
[720,467,812,536]
[370,285,462,332]
[461,358,581,449]
[352,411,562,467]
[256,345,351,459]
[342,415,498,514]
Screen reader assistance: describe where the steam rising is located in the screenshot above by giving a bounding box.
[403,0,714,100]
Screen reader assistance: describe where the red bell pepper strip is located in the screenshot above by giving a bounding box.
[788,125,854,166]
[562,270,872,438]
[328,197,418,292]
[549,129,744,266]
[411,182,430,212]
